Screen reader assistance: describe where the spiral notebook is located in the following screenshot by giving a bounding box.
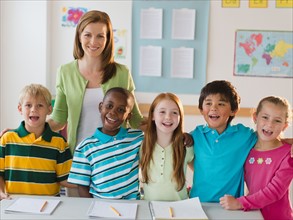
[149,197,208,220]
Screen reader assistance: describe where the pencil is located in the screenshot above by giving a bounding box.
[110,205,121,216]
[169,207,173,218]
[40,201,48,212]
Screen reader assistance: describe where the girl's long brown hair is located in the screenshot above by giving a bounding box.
[140,93,186,191]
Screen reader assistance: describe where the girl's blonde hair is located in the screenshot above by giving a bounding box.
[140,93,186,191]
[19,84,52,106]
[255,96,292,123]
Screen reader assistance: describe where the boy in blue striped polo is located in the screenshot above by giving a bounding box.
[68,87,144,199]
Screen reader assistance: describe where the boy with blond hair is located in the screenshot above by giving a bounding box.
[0,84,73,199]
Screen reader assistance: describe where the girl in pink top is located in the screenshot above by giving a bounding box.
[220,96,293,220]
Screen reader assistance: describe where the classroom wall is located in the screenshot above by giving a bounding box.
[0,1,49,130]
[135,1,293,137]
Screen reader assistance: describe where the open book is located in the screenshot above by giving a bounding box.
[87,201,138,219]
[149,197,208,220]
[5,197,61,215]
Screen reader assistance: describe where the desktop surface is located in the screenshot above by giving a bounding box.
[0,195,263,220]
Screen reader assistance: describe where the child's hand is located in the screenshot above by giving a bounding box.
[219,194,242,210]
[139,117,148,132]
[0,192,11,200]
[183,133,194,147]
[0,128,9,138]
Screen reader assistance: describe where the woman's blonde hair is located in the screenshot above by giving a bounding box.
[140,93,186,191]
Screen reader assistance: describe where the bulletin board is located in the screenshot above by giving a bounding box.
[132,0,210,94]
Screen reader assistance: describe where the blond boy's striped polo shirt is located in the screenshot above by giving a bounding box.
[0,121,72,196]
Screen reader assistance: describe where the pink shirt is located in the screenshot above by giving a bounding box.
[238,143,293,220]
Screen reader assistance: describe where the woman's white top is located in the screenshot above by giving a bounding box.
[76,88,103,146]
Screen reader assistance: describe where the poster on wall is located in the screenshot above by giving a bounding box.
[222,0,240,8]
[249,0,268,8]
[234,30,293,78]
[114,29,127,60]
[61,7,88,27]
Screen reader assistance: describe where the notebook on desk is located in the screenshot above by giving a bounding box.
[149,197,208,220]
[4,197,61,215]
[87,200,138,219]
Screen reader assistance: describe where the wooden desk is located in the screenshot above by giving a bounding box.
[0,195,263,219]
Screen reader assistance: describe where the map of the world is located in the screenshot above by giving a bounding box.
[234,30,293,78]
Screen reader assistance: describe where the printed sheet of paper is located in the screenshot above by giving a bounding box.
[87,201,138,219]
[5,197,61,215]
[139,46,162,76]
[172,8,196,40]
[140,8,163,39]
[149,197,208,220]
[171,47,194,78]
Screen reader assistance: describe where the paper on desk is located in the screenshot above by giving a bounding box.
[5,197,61,215]
[87,201,138,219]
[149,197,208,220]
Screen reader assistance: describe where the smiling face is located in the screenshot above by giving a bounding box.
[254,101,288,142]
[152,99,180,136]
[79,22,108,58]
[200,93,236,134]
[99,91,133,136]
[18,95,52,134]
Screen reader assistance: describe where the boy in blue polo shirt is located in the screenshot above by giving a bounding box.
[190,80,252,202]
[190,80,257,202]
[189,80,292,202]
[68,87,143,199]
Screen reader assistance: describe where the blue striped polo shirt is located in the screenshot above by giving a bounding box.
[68,127,143,200]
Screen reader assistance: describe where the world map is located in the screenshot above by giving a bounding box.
[234,30,293,78]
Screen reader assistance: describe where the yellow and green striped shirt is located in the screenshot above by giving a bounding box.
[0,121,72,196]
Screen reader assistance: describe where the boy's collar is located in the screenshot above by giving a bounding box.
[94,127,128,143]
[203,123,237,134]
[15,121,54,142]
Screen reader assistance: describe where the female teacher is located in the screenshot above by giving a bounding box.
[48,10,144,153]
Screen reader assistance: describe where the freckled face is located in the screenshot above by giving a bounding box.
[152,99,180,135]
[79,22,108,58]
[200,94,235,134]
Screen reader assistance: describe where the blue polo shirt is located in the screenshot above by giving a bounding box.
[190,123,257,202]
[68,127,143,200]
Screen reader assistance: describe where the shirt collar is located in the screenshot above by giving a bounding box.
[14,121,55,142]
[202,123,238,134]
[93,127,128,143]
[155,142,172,151]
